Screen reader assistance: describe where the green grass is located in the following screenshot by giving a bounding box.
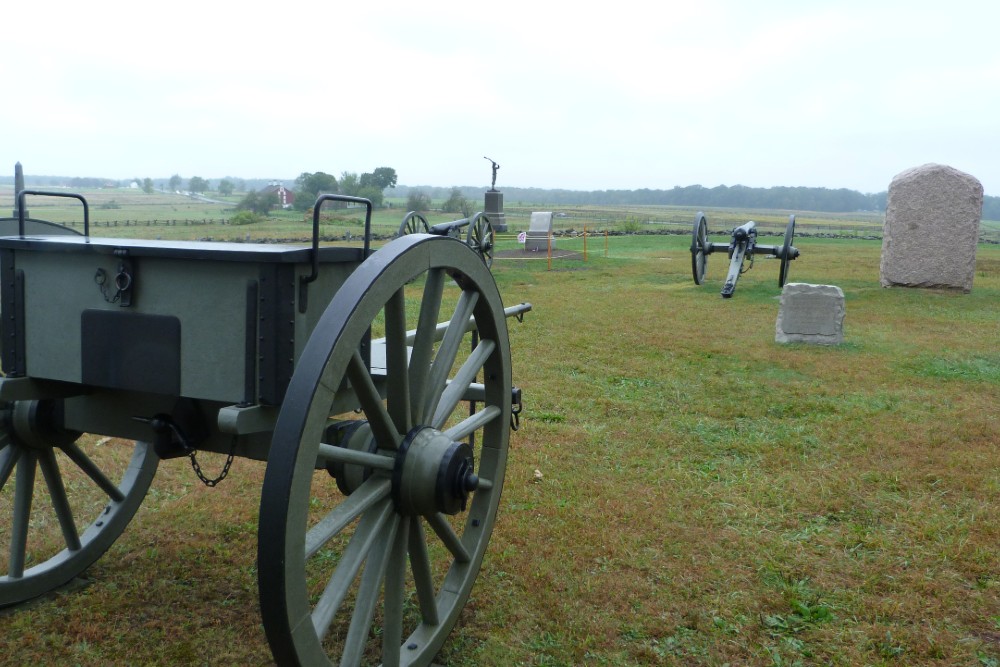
[1,208,999,665]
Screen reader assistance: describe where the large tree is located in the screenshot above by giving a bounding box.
[361,167,397,190]
[218,179,235,197]
[188,176,209,193]
[294,171,338,210]
[237,190,279,215]
[342,172,384,207]
[168,174,183,192]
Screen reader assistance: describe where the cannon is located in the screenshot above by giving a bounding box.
[398,211,495,268]
[0,187,530,666]
[690,211,800,298]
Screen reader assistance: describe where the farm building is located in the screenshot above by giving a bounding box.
[262,182,295,208]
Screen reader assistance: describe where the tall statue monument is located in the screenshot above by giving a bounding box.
[482,156,507,231]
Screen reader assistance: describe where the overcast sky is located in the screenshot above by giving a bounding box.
[2,1,998,195]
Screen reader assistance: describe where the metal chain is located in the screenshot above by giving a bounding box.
[188,437,237,487]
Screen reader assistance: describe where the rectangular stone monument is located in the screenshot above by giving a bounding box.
[880,163,982,293]
[775,283,845,345]
[484,190,507,232]
[525,211,555,252]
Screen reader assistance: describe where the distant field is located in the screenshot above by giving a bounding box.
[4,185,999,245]
[4,185,999,246]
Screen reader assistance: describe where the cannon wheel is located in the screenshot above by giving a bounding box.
[397,211,430,238]
[259,234,511,666]
[691,212,709,285]
[0,401,157,606]
[779,215,796,287]
[466,212,494,268]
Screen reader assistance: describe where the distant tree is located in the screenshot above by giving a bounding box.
[168,174,183,192]
[357,186,384,208]
[360,167,398,191]
[339,172,360,196]
[236,189,280,216]
[294,171,338,210]
[406,190,432,212]
[441,187,467,214]
[218,179,235,197]
[142,178,155,194]
[233,178,247,192]
[188,176,209,193]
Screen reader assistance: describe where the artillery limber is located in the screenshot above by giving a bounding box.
[398,211,495,268]
[0,188,530,666]
[690,212,800,298]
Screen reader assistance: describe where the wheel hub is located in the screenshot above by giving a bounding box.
[2,399,80,450]
[323,420,378,495]
[392,426,478,516]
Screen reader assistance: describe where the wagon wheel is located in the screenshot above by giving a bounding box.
[0,399,157,606]
[397,212,430,238]
[259,234,511,666]
[466,212,494,268]
[691,212,709,284]
[778,214,796,287]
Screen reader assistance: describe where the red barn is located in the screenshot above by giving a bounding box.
[262,182,295,209]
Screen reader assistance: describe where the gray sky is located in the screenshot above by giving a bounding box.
[3,1,998,195]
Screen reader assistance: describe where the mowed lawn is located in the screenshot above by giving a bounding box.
[2,231,999,666]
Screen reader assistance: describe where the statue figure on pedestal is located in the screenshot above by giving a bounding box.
[484,156,500,191]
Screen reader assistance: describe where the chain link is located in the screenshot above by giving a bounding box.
[188,437,237,487]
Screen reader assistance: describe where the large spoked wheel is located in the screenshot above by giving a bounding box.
[0,400,157,606]
[779,214,796,287]
[259,234,512,667]
[691,212,709,285]
[466,212,494,268]
[397,212,430,238]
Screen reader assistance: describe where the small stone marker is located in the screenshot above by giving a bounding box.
[775,283,845,345]
[880,163,983,293]
[525,211,555,251]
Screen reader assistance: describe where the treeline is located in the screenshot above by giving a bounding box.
[389,184,1000,220]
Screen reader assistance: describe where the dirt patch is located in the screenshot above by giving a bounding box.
[494,248,584,261]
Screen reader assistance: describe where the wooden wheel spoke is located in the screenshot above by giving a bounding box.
[384,287,412,434]
[432,339,495,429]
[381,517,410,667]
[316,443,395,473]
[425,512,470,564]
[341,513,400,666]
[444,405,501,442]
[311,499,394,640]
[9,451,38,578]
[37,448,82,552]
[409,269,445,426]
[0,443,21,489]
[422,290,480,425]
[408,516,440,625]
[347,351,401,450]
[305,477,391,559]
[59,441,126,502]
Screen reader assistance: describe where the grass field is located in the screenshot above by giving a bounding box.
[1,199,998,665]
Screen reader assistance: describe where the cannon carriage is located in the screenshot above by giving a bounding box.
[0,188,529,666]
[690,211,800,297]
[398,210,495,268]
